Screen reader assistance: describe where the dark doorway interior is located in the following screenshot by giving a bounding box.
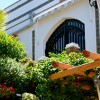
[45,19,85,56]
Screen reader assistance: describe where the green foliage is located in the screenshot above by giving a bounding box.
[34,51,91,85]
[0,10,26,60]
[0,32,26,60]
[0,57,30,93]
[0,42,99,100]
[66,52,92,66]
[36,80,85,100]
[34,51,99,100]
[19,56,37,67]
[22,93,39,100]
[19,57,32,63]
[0,10,6,32]
[94,66,100,75]
[37,58,59,79]
[49,51,92,66]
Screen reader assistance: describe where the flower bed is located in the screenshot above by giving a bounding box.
[0,84,15,99]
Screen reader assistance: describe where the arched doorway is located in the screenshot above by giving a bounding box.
[45,19,85,56]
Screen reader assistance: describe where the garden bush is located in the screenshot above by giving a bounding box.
[0,49,99,99]
[0,10,26,60]
[0,84,15,99]
[0,32,26,60]
[0,10,6,32]
[19,56,37,66]
[0,9,37,97]
[36,80,85,100]
[0,57,31,93]
[34,51,99,100]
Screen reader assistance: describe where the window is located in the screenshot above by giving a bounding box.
[45,19,85,56]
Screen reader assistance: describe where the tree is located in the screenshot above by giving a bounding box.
[0,10,6,32]
[0,10,26,60]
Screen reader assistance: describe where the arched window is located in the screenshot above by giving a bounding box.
[45,19,85,56]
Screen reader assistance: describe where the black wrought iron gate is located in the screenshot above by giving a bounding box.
[45,19,85,56]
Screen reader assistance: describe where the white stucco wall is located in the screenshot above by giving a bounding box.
[17,0,97,61]
[35,0,96,61]
[5,0,59,34]
[17,25,34,59]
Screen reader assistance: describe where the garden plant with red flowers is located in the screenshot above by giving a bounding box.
[0,84,15,99]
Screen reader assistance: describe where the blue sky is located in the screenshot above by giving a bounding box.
[0,0,19,9]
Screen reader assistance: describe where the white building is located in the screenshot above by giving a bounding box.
[5,0,100,61]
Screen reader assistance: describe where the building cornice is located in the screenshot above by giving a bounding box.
[6,0,54,25]
[4,0,21,10]
[33,0,79,23]
[5,0,33,14]
[6,0,80,34]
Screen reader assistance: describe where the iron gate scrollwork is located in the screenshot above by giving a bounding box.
[45,19,85,56]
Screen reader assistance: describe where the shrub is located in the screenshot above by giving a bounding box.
[0,10,26,60]
[34,51,92,84]
[19,56,37,66]
[0,31,26,60]
[36,81,85,100]
[49,51,92,66]
[0,10,6,32]
[0,57,29,93]
[35,51,99,100]
[22,93,39,100]
[0,84,15,99]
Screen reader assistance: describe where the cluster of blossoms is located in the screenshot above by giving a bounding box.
[22,92,39,100]
[0,84,15,98]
